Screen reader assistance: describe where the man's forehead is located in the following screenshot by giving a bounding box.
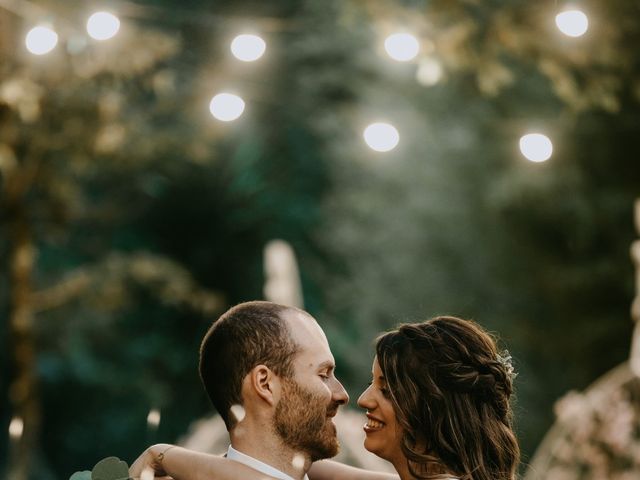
[282,309,333,363]
[283,309,326,339]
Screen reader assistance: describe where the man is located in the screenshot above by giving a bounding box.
[130,301,349,480]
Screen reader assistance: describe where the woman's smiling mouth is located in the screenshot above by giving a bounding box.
[364,414,386,432]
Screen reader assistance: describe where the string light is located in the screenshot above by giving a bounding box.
[209,93,245,121]
[146,408,161,429]
[86,12,121,41]
[384,33,419,62]
[9,417,24,440]
[230,34,266,62]
[416,57,443,86]
[12,4,585,161]
[363,122,400,152]
[555,9,589,37]
[25,25,58,55]
[519,133,553,162]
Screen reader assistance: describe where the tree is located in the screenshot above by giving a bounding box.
[3,1,640,478]
[0,6,224,478]
[304,0,640,460]
[1,1,335,477]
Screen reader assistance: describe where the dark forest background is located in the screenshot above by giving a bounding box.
[1,0,639,478]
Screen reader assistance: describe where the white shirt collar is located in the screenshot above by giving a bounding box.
[226,445,310,480]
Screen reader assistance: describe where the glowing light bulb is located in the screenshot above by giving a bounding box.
[555,10,589,37]
[87,12,121,41]
[416,58,443,86]
[147,408,161,428]
[231,34,266,62]
[519,133,553,162]
[25,26,58,55]
[384,33,420,62]
[9,417,24,439]
[209,93,245,121]
[364,123,400,152]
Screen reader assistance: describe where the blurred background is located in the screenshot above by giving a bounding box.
[1,0,640,479]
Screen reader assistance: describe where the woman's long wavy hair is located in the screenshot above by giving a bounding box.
[375,316,520,480]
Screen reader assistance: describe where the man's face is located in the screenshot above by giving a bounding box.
[273,310,349,461]
[274,377,341,461]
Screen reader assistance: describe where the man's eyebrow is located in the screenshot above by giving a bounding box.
[318,361,335,370]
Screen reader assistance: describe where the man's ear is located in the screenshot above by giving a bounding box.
[248,364,281,406]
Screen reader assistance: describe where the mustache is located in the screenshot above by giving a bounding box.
[326,402,341,417]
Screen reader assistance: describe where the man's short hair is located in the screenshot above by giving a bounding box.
[199,301,301,430]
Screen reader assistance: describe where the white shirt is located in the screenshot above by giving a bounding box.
[226,445,310,480]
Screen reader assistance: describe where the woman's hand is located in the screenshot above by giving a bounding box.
[129,443,174,479]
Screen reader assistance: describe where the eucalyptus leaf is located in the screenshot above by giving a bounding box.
[92,457,130,480]
[69,471,92,480]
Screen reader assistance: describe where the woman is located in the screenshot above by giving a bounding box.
[130,316,520,480]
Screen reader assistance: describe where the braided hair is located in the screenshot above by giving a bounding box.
[375,316,520,480]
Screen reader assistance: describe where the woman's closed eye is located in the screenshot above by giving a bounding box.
[367,380,390,397]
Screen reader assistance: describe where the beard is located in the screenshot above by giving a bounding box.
[274,378,340,462]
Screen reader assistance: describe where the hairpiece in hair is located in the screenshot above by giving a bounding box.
[497,349,517,381]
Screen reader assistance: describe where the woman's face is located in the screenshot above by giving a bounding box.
[357,357,404,464]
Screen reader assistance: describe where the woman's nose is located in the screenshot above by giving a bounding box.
[357,385,375,410]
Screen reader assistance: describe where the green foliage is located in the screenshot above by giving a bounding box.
[68,472,91,480]
[280,0,640,461]
[2,1,640,479]
[91,457,129,480]
[68,456,128,480]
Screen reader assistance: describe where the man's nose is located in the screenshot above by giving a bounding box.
[332,379,349,405]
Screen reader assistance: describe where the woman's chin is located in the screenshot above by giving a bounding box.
[363,439,388,461]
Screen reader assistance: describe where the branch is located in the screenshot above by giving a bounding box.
[30,251,224,315]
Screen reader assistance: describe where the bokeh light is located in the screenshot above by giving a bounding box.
[146,408,161,428]
[230,34,266,62]
[25,26,58,55]
[292,454,306,471]
[363,123,400,152]
[87,12,121,41]
[519,133,553,162]
[384,33,420,62]
[416,57,444,86]
[140,468,155,480]
[555,10,589,37]
[230,404,246,423]
[9,417,24,439]
[209,93,245,121]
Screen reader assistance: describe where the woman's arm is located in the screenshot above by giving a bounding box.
[129,444,399,480]
[308,460,399,480]
[128,444,278,480]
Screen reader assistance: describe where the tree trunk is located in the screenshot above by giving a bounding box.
[7,207,39,480]
[631,199,640,376]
